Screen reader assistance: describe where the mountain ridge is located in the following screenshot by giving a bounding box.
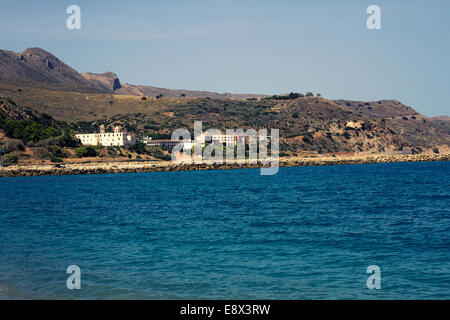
[0,47,267,99]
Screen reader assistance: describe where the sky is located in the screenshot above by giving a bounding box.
[0,0,449,116]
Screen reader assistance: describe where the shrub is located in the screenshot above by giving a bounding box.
[57,133,81,148]
[75,146,98,157]
[147,146,171,161]
[107,146,117,156]
[50,157,63,163]
[48,146,64,158]
[302,136,312,144]
[2,153,18,164]
[30,133,80,148]
[128,141,147,154]
[75,147,87,157]
[433,147,439,154]
[305,92,314,97]
[0,139,25,152]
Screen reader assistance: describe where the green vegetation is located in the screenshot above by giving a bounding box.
[128,141,147,154]
[0,139,24,153]
[47,146,64,159]
[2,153,18,164]
[107,146,118,156]
[75,146,98,157]
[50,156,63,163]
[0,114,61,143]
[146,146,171,161]
[0,107,80,149]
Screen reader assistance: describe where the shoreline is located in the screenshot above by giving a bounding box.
[0,153,449,178]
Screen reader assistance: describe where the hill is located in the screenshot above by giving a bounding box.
[1,84,448,156]
[0,47,449,159]
[0,48,103,91]
[0,47,266,99]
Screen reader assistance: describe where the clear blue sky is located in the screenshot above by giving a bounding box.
[1,0,449,116]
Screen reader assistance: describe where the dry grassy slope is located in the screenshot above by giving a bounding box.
[133,84,266,99]
[81,72,122,92]
[431,115,450,122]
[334,99,420,119]
[80,72,267,99]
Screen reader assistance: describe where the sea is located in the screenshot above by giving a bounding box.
[0,161,449,299]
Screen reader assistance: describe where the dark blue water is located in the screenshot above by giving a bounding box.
[0,162,449,299]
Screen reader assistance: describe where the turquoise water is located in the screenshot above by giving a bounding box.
[0,162,449,299]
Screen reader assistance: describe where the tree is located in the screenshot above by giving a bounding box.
[306,92,314,97]
[288,92,299,99]
[75,146,97,157]
[75,147,87,157]
[44,127,60,138]
[57,133,81,148]
[129,141,147,154]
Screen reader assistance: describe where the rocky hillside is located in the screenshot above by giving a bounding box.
[81,72,122,92]
[334,99,450,148]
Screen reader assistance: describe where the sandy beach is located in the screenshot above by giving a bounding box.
[0,153,448,178]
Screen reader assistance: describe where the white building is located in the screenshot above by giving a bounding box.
[142,137,194,150]
[199,133,270,147]
[76,125,136,147]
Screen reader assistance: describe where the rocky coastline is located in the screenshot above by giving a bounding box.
[0,153,448,178]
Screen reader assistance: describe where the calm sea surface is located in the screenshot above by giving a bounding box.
[0,162,449,299]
